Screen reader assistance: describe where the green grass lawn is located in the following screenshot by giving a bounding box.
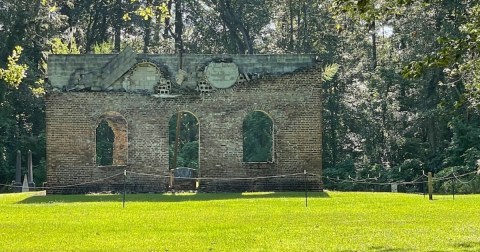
[0,191,479,251]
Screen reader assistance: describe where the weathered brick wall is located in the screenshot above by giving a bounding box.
[46,56,323,194]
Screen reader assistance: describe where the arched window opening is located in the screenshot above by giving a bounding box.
[169,112,199,170]
[96,120,114,166]
[243,111,273,163]
[95,112,128,166]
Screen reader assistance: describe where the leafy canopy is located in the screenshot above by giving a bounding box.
[0,46,28,87]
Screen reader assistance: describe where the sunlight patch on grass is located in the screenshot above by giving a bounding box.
[0,191,45,204]
[241,191,275,196]
[162,192,198,196]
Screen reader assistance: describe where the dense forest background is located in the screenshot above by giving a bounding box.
[1,0,480,192]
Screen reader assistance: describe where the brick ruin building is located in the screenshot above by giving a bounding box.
[45,48,323,193]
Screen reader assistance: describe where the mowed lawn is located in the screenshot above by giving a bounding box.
[0,191,479,251]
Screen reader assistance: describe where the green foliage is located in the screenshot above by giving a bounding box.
[0,0,51,186]
[169,112,199,169]
[183,0,274,54]
[96,120,114,166]
[92,42,114,54]
[322,63,339,82]
[243,111,273,162]
[179,141,199,168]
[444,120,480,168]
[135,4,169,21]
[390,159,424,182]
[3,0,480,193]
[434,166,480,194]
[49,37,81,54]
[401,3,480,109]
[323,159,358,190]
[329,0,429,25]
[0,46,28,87]
[118,1,170,24]
[320,0,480,193]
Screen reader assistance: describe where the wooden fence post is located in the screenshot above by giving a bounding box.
[428,172,433,200]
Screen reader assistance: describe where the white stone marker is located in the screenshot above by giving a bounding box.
[391,183,398,193]
[22,174,29,192]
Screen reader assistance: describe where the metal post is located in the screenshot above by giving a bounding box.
[452,177,455,200]
[27,150,35,188]
[14,150,22,192]
[422,177,426,198]
[123,170,126,208]
[169,169,174,191]
[304,170,308,207]
[422,170,426,198]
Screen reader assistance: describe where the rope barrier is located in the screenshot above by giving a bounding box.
[453,170,478,178]
[127,171,169,178]
[428,170,479,182]
[129,172,306,181]
[0,169,477,191]
[453,171,479,184]
[0,172,124,190]
[432,174,454,182]
[0,172,309,190]
[325,174,425,186]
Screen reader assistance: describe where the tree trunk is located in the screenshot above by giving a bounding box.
[164,0,173,38]
[370,19,377,70]
[329,84,339,167]
[143,0,153,53]
[175,0,183,67]
[236,23,253,54]
[175,0,183,53]
[114,0,122,52]
[288,0,294,51]
[217,0,253,54]
[3,7,27,60]
[229,27,245,54]
[297,12,301,52]
[303,0,309,52]
[85,1,100,52]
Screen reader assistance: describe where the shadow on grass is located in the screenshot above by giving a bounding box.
[454,241,480,250]
[340,247,409,252]
[368,247,409,252]
[18,191,330,204]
